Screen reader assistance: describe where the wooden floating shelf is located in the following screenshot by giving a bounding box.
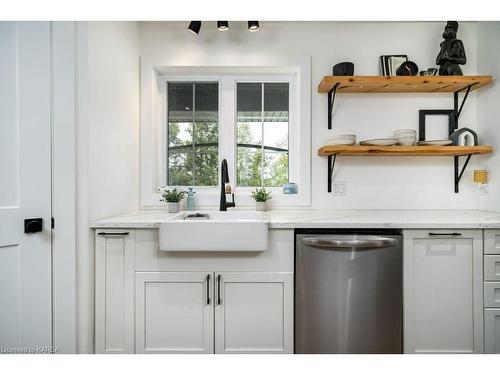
[318,145,493,157]
[318,75,492,93]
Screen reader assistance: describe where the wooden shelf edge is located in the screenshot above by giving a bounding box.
[317,75,493,93]
[318,145,493,157]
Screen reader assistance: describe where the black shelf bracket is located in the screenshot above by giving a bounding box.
[327,154,338,192]
[451,83,476,193]
[327,83,340,130]
[454,154,472,193]
[453,84,475,125]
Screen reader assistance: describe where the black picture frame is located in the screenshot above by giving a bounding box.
[418,109,457,141]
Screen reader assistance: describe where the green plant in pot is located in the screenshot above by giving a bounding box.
[251,187,272,211]
[160,188,185,213]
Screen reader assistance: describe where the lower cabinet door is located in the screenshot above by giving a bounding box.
[214,272,293,354]
[135,272,214,353]
[485,309,500,353]
[403,230,483,353]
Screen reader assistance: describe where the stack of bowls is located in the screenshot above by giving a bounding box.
[393,129,417,146]
[326,134,356,146]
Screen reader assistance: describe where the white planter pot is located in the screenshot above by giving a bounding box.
[255,201,267,211]
[167,202,180,213]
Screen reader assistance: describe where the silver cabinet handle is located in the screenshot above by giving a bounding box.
[302,236,397,250]
[216,274,222,305]
[97,231,130,236]
[206,274,211,305]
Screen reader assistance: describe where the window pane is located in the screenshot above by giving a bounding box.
[237,148,262,187]
[236,82,289,188]
[263,151,288,187]
[194,146,218,186]
[195,82,218,122]
[168,150,193,186]
[237,83,261,113]
[264,83,289,112]
[168,122,192,147]
[167,82,218,186]
[168,83,193,122]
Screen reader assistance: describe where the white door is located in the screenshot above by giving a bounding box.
[135,272,214,353]
[403,230,483,353]
[214,272,293,354]
[0,22,53,352]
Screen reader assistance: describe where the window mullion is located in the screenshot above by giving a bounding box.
[261,83,264,187]
[192,82,196,187]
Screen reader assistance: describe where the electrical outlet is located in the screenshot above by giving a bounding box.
[479,183,490,195]
[332,182,346,196]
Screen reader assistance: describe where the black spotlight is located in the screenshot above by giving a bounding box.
[248,21,259,32]
[217,21,229,31]
[188,21,201,35]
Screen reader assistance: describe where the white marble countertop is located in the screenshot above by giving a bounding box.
[90,209,500,229]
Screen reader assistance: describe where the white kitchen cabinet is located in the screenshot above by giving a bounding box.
[403,230,483,353]
[135,272,214,353]
[95,230,135,353]
[485,309,500,353]
[214,272,293,354]
[95,228,295,354]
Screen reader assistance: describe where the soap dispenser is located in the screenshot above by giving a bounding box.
[186,187,196,211]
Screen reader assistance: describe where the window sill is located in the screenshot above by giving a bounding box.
[143,189,310,210]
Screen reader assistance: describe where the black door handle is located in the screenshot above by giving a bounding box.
[206,274,211,305]
[217,274,222,305]
[24,218,43,234]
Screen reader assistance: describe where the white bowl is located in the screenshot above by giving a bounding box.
[329,134,356,140]
[327,134,356,145]
[327,139,356,146]
[396,136,416,146]
[393,129,417,137]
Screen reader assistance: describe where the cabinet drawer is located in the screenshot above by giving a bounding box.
[484,282,500,307]
[485,230,500,255]
[484,309,500,354]
[484,256,500,281]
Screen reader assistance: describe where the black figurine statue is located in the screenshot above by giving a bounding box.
[436,21,466,75]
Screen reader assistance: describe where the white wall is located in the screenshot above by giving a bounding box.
[139,21,483,209]
[478,22,500,211]
[76,21,140,353]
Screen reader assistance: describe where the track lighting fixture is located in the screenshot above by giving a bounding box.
[248,21,260,32]
[188,21,201,35]
[217,21,229,31]
[188,21,259,34]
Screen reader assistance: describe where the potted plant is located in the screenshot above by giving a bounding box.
[160,188,185,213]
[251,187,272,211]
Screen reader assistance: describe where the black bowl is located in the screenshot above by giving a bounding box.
[396,61,419,76]
[332,62,354,76]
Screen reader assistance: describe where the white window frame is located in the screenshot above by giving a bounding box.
[140,54,311,208]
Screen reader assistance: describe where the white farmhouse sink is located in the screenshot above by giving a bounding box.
[159,211,268,252]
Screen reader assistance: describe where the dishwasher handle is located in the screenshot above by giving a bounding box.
[302,236,397,250]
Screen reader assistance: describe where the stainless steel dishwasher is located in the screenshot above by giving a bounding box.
[295,229,402,354]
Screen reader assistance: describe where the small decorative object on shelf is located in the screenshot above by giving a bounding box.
[396,61,419,76]
[332,62,354,76]
[160,187,185,213]
[379,55,407,76]
[420,68,438,76]
[418,109,456,142]
[450,127,478,146]
[251,187,272,211]
[436,21,466,76]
